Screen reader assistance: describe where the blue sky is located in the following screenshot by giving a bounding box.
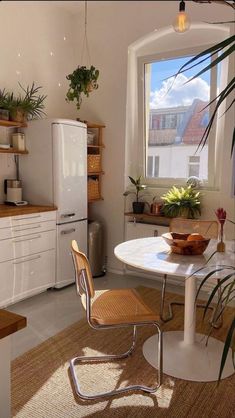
[150,55,211,91]
[149,54,211,109]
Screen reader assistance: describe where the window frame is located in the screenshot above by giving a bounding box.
[137,45,218,189]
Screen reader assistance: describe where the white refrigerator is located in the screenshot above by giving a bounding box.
[20,119,87,288]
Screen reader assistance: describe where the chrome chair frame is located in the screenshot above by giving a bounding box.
[70,261,163,400]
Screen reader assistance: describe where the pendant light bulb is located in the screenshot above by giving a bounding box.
[173,0,191,33]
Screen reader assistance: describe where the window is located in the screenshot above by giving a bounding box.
[142,51,217,185]
[188,156,200,178]
[147,155,160,178]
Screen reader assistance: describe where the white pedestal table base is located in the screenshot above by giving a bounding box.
[143,331,234,382]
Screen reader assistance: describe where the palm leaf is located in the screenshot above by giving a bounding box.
[202,273,235,318]
[218,316,235,382]
[184,44,235,84]
[175,35,235,77]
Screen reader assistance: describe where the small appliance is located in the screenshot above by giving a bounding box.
[4,179,28,206]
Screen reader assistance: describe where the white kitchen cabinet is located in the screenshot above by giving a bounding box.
[0,210,56,307]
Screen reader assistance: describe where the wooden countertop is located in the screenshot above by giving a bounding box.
[0,204,57,218]
[0,310,26,340]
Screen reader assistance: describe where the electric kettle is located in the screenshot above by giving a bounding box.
[4,179,27,206]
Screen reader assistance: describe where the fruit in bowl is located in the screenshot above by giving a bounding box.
[162,232,210,255]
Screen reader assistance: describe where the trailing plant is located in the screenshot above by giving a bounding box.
[176,1,235,155]
[162,185,201,218]
[66,65,99,110]
[3,83,46,121]
[123,176,147,202]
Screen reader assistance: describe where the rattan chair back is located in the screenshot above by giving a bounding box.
[169,218,218,239]
[71,240,95,299]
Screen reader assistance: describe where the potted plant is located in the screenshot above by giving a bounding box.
[0,89,9,120]
[4,83,46,123]
[162,185,201,218]
[66,65,99,110]
[123,176,147,214]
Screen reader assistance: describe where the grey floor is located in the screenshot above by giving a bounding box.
[9,272,187,360]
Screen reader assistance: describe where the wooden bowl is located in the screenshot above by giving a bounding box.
[162,232,210,255]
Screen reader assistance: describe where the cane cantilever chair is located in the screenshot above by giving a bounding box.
[160,218,222,328]
[70,240,163,400]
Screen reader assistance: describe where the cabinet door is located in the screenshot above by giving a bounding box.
[0,249,56,307]
[56,220,87,288]
[125,222,169,240]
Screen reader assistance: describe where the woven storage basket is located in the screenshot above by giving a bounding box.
[88,154,101,173]
[88,178,100,200]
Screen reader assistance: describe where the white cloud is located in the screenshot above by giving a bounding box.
[150,73,210,109]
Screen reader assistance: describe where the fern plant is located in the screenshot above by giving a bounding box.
[162,185,201,218]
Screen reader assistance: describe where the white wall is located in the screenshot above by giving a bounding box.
[73,1,235,272]
[0,2,234,272]
[0,1,78,202]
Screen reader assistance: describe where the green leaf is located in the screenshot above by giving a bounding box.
[128,176,137,186]
[218,316,235,382]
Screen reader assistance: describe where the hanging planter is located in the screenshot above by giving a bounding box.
[65,1,99,111]
[66,65,99,110]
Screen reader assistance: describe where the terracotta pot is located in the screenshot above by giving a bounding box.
[10,109,27,123]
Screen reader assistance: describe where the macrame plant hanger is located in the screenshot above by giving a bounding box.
[81,0,91,67]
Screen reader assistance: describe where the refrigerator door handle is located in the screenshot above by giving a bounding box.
[61,228,76,235]
[61,213,76,218]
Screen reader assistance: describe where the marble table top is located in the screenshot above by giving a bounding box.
[115,237,235,278]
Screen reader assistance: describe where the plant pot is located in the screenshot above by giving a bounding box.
[133,202,145,214]
[10,109,27,124]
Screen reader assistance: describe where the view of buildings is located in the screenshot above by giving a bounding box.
[147,98,209,180]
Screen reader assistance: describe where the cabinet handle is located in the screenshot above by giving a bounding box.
[13,215,41,221]
[61,228,76,235]
[61,213,75,218]
[13,235,41,243]
[13,224,41,232]
[13,254,41,264]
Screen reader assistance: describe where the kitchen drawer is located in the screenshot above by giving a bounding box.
[0,220,56,241]
[0,210,56,229]
[0,249,56,307]
[0,230,56,263]
[10,210,56,226]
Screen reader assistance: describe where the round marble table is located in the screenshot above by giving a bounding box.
[114,237,235,382]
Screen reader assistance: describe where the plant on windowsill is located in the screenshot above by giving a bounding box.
[66,65,99,110]
[161,185,201,219]
[123,176,147,214]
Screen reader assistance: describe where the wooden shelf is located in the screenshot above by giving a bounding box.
[87,144,105,149]
[125,212,171,226]
[88,171,104,176]
[88,197,104,203]
[0,119,27,128]
[0,148,28,155]
[86,122,106,129]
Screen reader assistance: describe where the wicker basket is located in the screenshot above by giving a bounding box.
[88,178,100,201]
[87,154,101,173]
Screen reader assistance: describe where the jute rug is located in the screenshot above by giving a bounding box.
[12,287,235,418]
